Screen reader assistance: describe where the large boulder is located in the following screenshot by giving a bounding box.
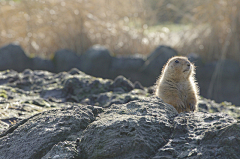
[197,59,240,105]
[111,55,144,71]
[52,49,82,72]
[0,97,239,159]
[140,45,177,86]
[0,44,31,72]
[187,53,204,67]
[81,45,112,78]
[0,105,95,159]
[110,54,145,82]
[30,57,55,72]
[79,97,178,158]
[142,45,178,76]
[154,112,237,158]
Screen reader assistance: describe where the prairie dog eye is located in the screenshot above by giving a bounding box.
[175,60,179,63]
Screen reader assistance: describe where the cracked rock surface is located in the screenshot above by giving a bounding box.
[0,69,240,159]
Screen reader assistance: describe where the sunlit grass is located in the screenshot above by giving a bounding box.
[0,0,240,63]
[0,0,155,57]
[163,0,240,62]
[146,23,192,33]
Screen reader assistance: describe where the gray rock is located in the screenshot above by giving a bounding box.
[1,43,240,105]
[0,69,18,85]
[53,49,81,72]
[6,69,56,91]
[134,81,144,90]
[215,59,240,79]
[42,141,79,159]
[0,44,31,72]
[111,75,134,92]
[0,105,95,159]
[81,45,112,78]
[139,45,177,86]
[187,53,204,67]
[154,112,237,158]
[109,55,145,84]
[79,97,178,158]
[0,67,240,159]
[62,74,111,99]
[68,68,83,75]
[30,57,55,72]
[197,59,240,105]
[198,98,240,119]
[111,55,144,71]
[61,72,145,107]
[78,97,238,159]
[142,45,178,77]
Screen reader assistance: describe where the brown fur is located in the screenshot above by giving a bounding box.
[155,56,199,113]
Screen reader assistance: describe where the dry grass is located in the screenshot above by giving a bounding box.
[0,0,155,57]
[1,0,240,63]
[160,0,240,62]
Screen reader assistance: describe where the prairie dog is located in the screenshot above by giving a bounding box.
[155,56,199,113]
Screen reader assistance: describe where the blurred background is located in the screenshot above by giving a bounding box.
[1,0,240,60]
[0,0,240,104]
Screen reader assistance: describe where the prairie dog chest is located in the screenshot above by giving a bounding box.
[177,82,189,95]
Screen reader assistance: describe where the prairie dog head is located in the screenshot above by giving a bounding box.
[163,56,194,80]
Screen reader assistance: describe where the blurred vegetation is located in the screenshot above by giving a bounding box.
[0,0,240,62]
[0,0,154,57]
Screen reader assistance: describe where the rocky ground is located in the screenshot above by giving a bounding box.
[0,69,240,159]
